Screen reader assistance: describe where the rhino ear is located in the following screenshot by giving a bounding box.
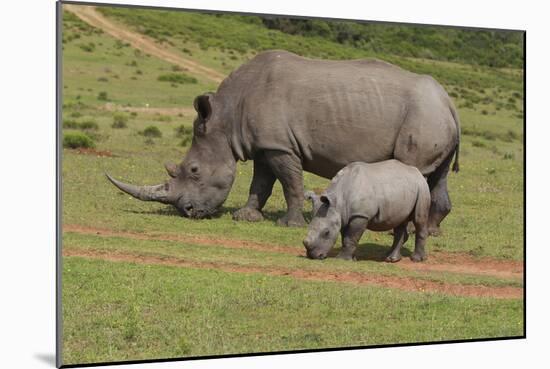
[320,194,333,206]
[193,94,213,122]
[305,190,323,215]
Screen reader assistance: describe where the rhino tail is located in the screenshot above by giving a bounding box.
[449,102,461,173]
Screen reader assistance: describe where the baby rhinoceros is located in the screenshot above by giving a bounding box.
[303,160,431,263]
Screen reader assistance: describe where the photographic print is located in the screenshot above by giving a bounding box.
[58,1,525,366]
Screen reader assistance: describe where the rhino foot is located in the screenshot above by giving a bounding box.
[276,213,306,227]
[232,207,264,222]
[410,252,427,262]
[385,254,402,263]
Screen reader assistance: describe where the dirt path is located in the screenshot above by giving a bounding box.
[100,103,195,116]
[64,224,524,280]
[63,248,522,299]
[64,4,225,83]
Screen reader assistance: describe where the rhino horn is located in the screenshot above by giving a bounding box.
[164,162,180,178]
[106,173,171,204]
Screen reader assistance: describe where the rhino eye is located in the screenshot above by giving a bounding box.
[190,165,199,174]
[322,229,330,238]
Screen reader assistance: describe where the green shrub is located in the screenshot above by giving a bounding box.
[157,73,197,84]
[505,130,519,142]
[63,119,79,129]
[179,136,192,146]
[112,113,129,128]
[472,140,486,148]
[97,91,109,101]
[97,77,109,82]
[175,124,193,137]
[503,152,515,160]
[70,111,82,118]
[140,125,162,138]
[63,132,95,149]
[78,120,98,130]
[78,42,95,52]
[155,114,172,122]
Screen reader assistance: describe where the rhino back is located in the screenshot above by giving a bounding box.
[331,161,425,229]
[219,51,453,178]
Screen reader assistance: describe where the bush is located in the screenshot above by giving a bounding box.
[175,124,193,137]
[140,125,162,138]
[63,119,79,129]
[503,152,515,160]
[97,91,109,101]
[78,42,96,52]
[179,136,192,147]
[472,140,486,148]
[63,132,95,149]
[112,113,129,128]
[157,73,197,84]
[70,111,82,118]
[79,120,99,130]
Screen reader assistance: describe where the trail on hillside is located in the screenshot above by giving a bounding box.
[64,4,225,84]
[63,248,522,299]
[64,224,524,281]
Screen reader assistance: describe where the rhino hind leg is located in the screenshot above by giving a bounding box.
[385,223,408,262]
[232,158,276,222]
[264,150,306,227]
[426,152,454,236]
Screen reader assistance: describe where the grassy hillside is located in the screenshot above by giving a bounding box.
[61,4,524,365]
[98,6,523,118]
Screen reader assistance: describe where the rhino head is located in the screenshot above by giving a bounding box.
[303,191,342,259]
[106,93,237,218]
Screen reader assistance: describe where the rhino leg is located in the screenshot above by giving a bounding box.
[338,216,368,261]
[385,223,408,262]
[233,158,276,222]
[427,153,453,236]
[264,150,306,227]
[411,222,428,262]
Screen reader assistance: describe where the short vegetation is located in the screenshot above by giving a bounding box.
[112,113,129,128]
[63,132,95,149]
[139,125,162,138]
[157,73,197,84]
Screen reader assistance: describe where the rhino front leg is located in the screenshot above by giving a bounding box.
[264,150,306,227]
[338,216,368,261]
[233,157,276,222]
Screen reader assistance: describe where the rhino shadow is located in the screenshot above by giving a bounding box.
[353,242,413,261]
[125,206,305,223]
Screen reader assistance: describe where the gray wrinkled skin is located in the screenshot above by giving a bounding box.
[107,50,459,229]
[304,160,431,262]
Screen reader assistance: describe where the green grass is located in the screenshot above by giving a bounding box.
[98,6,523,104]
[62,257,523,364]
[61,5,524,364]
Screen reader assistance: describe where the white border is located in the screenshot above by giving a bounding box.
[2,1,546,368]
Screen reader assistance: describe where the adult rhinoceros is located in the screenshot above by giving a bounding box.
[107,50,460,233]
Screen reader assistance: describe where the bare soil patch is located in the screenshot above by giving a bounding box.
[70,148,113,157]
[100,103,195,116]
[63,247,522,299]
[64,5,225,83]
[64,224,523,281]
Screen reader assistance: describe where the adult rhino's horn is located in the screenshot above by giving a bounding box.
[105,173,171,204]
